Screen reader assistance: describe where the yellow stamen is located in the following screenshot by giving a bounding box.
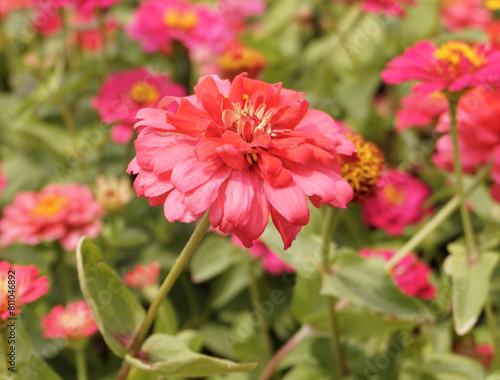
[130,81,160,105]
[383,184,406,206]
[434,41,485,73]
[31,195,69,217]
[164,9,198,30]
[486,0,500,10]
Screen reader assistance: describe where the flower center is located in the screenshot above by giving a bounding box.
[59,311,90,337]
[130,82,160,105]
[486,0,500,10]
[434,42,485,73]
[31,195,69,217]
[218,46,266,77]
[164,9,198,30]
[383,184,406,206]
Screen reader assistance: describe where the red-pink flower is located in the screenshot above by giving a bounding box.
[395,92,448,131]
[41,301,98,339]
[336,0,414,17]
[440,0,491,31]
[362,169,431,235]
[381,40,500,94]
[92,68,185,144]
[128,73,355,249]
[127,0,233,54]
[0,261,49,320]
[487,22,500,50]
[0,183,104,251]
[0,164,6,197]
[76,14,118,52]
[360,248,435,300]
[123,262,161,289]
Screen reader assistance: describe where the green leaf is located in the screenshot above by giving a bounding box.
[485,370,500,380]
[211,263,250,309]
[176,329,204,352]
[76,237,146,357]
[125,334,257,377]
[16,353,63,380]
[444,243,499,335]
[321,249,431,320]
[291,271,322,322]
[190,235,241,283]
[423,353,486,380]
[153,298,179,335]
[281,364,330,380]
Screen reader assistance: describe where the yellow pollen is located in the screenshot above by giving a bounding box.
[31,195,69,217]
[164,9,198,30]
[218,46,266,80]
[243,94,249,100]
[434,41,485,73]
[383,184,406,206]
[130,81,160,105]
[486,0,500,10]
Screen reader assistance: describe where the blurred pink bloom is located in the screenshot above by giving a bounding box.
[218,0,266,32]
[41,301,98,339]
[33,6,62,36]
[76,15,118,52]
[0,164,6,196]
[474,345,494,368]
[231,236,294,275]
[0,261,49,320]
[360,248,436,300]
[440,0,491,31]
[123,262,161,289]
[362,169,431,235]
[127,0,233,54]
[92,68,185,144]
[487,22,500,50]
[336,0,414,17]
[55,0,121,16]
[395,92,448,131]
[382,40,500,94]
[127,73,355,249]
[0,184,104,251]
[0,0,33,18]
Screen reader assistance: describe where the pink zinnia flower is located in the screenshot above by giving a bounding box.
[127,73,356,249]
[127,0,233,54]
[381,40,500,94]
[0,183,104,251]
[360,248,435,300]
[362,169,431,235]
[0,261,49,320]
[123,262,161,289]
[76,14,118,53]
[395,92,448,131]
[336,0,414,17]
[440,0,491,31]
[92,68,185,144]
[41,301,98,339]
[0,164,6,196]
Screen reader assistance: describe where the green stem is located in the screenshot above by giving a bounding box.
[485,296,500,365]
[249,260,273,359]
[0,19,19,90]
[116,213,211,380]
[1,328,9,377]
[75,347,88,380]
[320,207,347,378]
[385,164,491,270]
[448,96,478,258]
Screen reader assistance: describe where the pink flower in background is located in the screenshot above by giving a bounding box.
[76,15,118,52]
[381,40,500,93]
[127,0,233,54]
[218,0,266,32]
[123,262,161,289]
[395,92,448,131]
[362,169,431,235]
[92,68,185,144]
[361,0,414,17]
[0,0,33,18]
[0,261,49,319]
[0,184,104,251]
[360,248,435,299]
[440,0,491,31]
[0,164,6,196]
[231,236,294,275]
[41,301,98,339]
[128,73,356,249]
[33,6,62,36]
[474,345,494,368]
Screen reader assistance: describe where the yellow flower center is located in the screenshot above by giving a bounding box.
[486,0,500,10]
[164,9,198,30]
[434,41,485,73]
[130,82,160,105]
[31,195,69,217]
[218,46,266,77]
[383,183,406,206]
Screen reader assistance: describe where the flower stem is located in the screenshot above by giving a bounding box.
[320,206,347,378]
[448,96,478,258]
[116,213,211,380]
[75,347,88,380]
[485,296,500,365]
[248,260,273,359]
[0,19,18,90]
[385,163,491,270]
[257,325,315,380]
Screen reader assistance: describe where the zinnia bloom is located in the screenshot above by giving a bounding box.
[381,40,500,94]
[218,42,266,81]
[92,68,185,144]
[123,262,161,289]
[218,0,266,32]
[360,248,435,300]
[0,183,104,251]
[128,73,356,249]
[0,261,49,320]
[94,175,134,213]
[336,0,414,17]
[395,92,448,131]
[361,169,431,235]
[440,0,491,31]
[41,301,98,339]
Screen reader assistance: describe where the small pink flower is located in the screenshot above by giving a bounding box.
[33,6,62,36]
[395,92,448,131]
[0,183,104,251]
[92,68,185,144]
[381,40,500,94]
[0,261,49,320]
[0,164,6,196]
[362,169,431,235]
[123,262,161,289]
[128,73,355,249]
[440,0,491,31]
[360,248,435,300]
[335,0,414,17]
[76,14,118,52]
[41,301,98,339]
[474,345,494,368]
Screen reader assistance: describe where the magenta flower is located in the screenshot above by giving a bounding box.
[0,184,104,251]
[335,0,414,17]
[0,261,49,320]
[128,73,355,249]
[41,301,98,339]
[395,92,448,131]
[360,248,435,300]
[362,169,431,235]
[381,40,500,94]
[92,68,185,144]
[440,0,491,31]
